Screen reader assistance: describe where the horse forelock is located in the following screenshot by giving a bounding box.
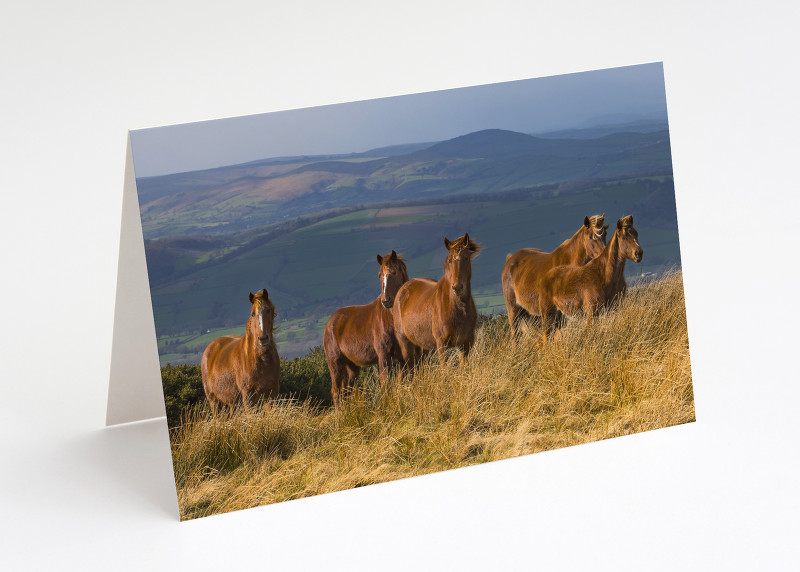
[379,253,409,282]
[251,294,275,318]
[448,235,482,256]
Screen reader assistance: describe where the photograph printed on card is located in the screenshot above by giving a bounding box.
[130,62,694,520]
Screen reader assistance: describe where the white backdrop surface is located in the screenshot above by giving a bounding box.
[1,1,798,570]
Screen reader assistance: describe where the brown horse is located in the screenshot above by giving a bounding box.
[501,214,608,335]
[323,250,409,405]
[393,233,481,369]
[538,215,643,342]
[201,288,280,413]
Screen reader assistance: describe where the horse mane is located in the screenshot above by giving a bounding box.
[395,255,410,282]
[589,214,609,240]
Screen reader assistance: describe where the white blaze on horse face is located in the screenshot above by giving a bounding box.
[259,312,264,334]
[383,272,388,297]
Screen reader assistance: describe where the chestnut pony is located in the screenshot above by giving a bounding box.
[323,250,409,405]
[201,288,280,413]
[393,233,481,368]
[538,215,643,342]
[502,215,608,335]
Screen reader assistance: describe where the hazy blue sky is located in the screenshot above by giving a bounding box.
[131,62,667,178]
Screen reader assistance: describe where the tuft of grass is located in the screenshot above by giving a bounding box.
[170,270,694,520]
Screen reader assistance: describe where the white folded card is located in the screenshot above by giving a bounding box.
[107,62,695,520]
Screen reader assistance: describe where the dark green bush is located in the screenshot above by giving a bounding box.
[278,346,333,407]
[160,363,205,428]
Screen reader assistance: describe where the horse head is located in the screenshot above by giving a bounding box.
[443,233,481,300]
[583,214,609,263]
[248,288,276,348]
[616,215,643,263]
[377,250,409,308]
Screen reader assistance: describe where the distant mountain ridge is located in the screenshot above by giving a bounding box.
[536,118,669,140]
[137,124,672,239]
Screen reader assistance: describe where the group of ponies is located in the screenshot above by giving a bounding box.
[200,214,643,412]
[502,214,643,343]
[324,234,482,405]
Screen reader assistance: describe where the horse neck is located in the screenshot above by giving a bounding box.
[242,317,271,362]
[439,263,471,306]
[552,230,587,265]
[600,231,627,284]
[368,295,387,315]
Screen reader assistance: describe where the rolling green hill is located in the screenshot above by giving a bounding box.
[137,128,672,239]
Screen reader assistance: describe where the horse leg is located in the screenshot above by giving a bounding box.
[377,353,390,392]
[539,300,552,346]
[395,335,417,382]
[329,360,347,408]
[436,343,448,367]
[240,389,253,414]
[460,338,473,370]
[207,394,219,416]
[503,281,519,336]
[344,363,360,398]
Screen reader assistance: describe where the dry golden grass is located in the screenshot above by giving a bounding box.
[171,271,694,520]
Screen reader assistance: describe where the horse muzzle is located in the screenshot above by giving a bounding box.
[634,250,643,263]
[452,284,466,298]
[258,334,271,347]
[381,298,394,309]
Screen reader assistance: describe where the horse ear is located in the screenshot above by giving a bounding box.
[261,288,269,299]
[626,215,634,226]
[249,292,255,303]
[377,254,383,265]
[444,237,452,250]
[584,216,591,228]
[390,250,397,260]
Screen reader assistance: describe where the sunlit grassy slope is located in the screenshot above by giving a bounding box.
[170,271,694,520]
